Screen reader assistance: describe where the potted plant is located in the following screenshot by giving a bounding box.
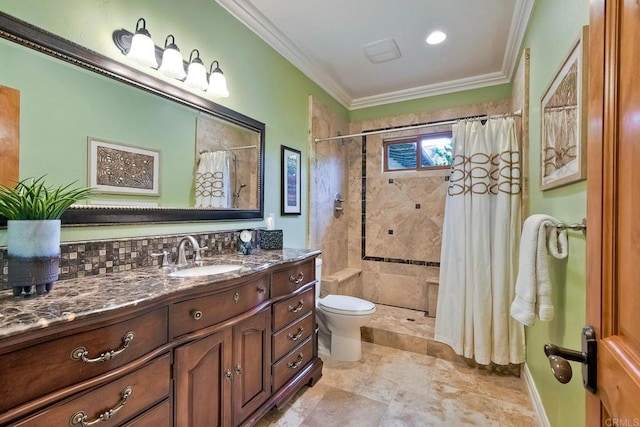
[0,176,92,297]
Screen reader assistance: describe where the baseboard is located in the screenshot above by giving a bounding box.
[522,363,551,427]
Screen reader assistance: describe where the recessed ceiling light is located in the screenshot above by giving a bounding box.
[426,30,447,45]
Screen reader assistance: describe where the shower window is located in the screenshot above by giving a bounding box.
[383,131,453,172]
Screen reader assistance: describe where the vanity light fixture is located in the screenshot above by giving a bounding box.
[207,61,229,98]
[113,19,230,96]
[158,35,186,79]
[126,18,158,68]
[426,30,447,45]
[185,49,209,91]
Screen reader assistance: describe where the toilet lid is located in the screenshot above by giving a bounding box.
[318,295,376,315]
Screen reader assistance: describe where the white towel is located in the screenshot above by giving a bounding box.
[510,214,568,326]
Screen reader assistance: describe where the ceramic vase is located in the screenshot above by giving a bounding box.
[7,220,61,297]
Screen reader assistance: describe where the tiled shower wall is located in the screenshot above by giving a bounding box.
[0,229,253,291]
[308,95,350,277]
[307,91,528,313]
[347,99,513,313]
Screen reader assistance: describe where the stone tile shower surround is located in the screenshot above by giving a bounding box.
[308,96,350,278]
[346,98,519,313]
[0,229,257,291]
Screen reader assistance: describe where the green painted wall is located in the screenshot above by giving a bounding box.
[349,83,513,122]
[0,2,590,423]
[522,0,589,425]
[0,0,347,247]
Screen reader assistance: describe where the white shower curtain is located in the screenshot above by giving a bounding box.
[434,117,525,365]
[195,151,231,208]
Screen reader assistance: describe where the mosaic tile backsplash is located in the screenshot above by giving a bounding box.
[0,229,260,291]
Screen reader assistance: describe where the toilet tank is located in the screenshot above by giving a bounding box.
[315,258,322,300]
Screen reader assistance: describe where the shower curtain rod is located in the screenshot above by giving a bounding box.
[314,109,523,143]
[199,145,257,154]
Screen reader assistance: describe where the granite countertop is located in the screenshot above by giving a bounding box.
[0,248,320,340]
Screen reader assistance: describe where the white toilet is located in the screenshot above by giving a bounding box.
[315,258,376,362]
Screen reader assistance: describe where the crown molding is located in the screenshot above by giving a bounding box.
[216,0,352,108]
[502,0,536,79]
[350,72,511,110]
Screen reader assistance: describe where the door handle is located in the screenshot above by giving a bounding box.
[544,325,597,393]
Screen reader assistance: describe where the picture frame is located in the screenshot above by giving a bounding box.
[540,25,588,190]
[88,137,160,196]
[281,145,301,215]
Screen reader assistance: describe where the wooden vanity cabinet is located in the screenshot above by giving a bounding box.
[0,307,168,416]
[174,310,271,427]
[271,287,316,398]
[12,353,172,427]
[232,310,271,424]
[0,256,322,427]
[174,328,233,426]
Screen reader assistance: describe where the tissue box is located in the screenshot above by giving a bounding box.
[260,229,283,250]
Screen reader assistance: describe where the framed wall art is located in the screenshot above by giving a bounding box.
[540,26,589,190]
[281,145,301,215]
[88,138,160,196]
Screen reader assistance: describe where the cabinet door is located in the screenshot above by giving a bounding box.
[232,310,271,426]
[174,329,232,427]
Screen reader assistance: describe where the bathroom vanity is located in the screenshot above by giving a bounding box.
[0,249,321,426]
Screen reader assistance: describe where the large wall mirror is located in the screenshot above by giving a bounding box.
[0,12,264,225]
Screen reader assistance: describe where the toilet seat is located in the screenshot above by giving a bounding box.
[318,294,376,315]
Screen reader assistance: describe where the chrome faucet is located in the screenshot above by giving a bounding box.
[176,236,206,267]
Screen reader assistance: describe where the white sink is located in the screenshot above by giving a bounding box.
[168,264,243,278]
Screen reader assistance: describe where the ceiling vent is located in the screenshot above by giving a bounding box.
[362,38,401,63]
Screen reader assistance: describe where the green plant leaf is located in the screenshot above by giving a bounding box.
[0,176,93,220]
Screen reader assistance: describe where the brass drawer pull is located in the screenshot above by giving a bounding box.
[287,327,305,341]
[235,363,243,375]
[70,386,133,426]
[287,300,304,313]
[224,369,234,381]
[287,353,304,369]
[191,310,203,320]
[233,291,240,303]
[71,331,134,363]
[257,286,267,294]
[289,272,304,284]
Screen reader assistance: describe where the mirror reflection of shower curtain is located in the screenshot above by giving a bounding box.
[195,151,231,208]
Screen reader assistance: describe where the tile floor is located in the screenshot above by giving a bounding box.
[257,305,540,426]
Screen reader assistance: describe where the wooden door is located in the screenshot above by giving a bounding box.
[174,329,232,427]
[232,309,270,426]
[0,85,19,187]
[587,0,640,423]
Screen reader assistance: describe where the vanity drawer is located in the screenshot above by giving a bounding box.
[122,399,171,427]
[13,353,171,427]
[272,312,314,362]
[272,287,314,332]
[171,277,269,338]
[0,307,168,414]
[272,337,313,391]
[272,259,315,298]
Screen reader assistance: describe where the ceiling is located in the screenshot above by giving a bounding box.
[216,0,535,110]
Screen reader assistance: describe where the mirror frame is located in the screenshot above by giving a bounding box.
[0,12,265,226]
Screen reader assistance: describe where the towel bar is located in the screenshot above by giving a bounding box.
[550,218,587,236]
